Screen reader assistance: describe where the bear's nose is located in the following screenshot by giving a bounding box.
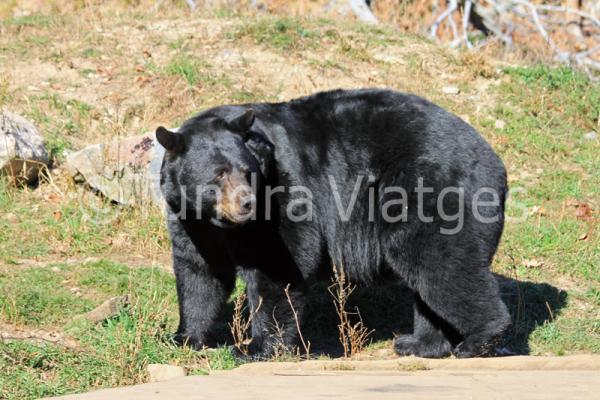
[240,196,253,213]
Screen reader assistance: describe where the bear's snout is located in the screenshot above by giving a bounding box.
[214,173,255,225]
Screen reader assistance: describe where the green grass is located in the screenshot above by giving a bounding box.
[0,177,169,263]
[2,14,56,28]
[17,93,93,163]
[486,65,600,354]
[80,47,101,58]
[0,260,237,400]
[165,55,206,86]
[232,17,316,51]
[164,55,232,89]
[493,65,599,280]
[0,267,93,325]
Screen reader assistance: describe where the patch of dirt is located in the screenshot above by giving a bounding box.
[0,253,171,272]
[1,11,502,145]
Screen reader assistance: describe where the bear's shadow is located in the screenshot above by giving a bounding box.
[213,274,567,357]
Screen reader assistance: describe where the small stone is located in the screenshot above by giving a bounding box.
[494,120,506,130]
[147,364,186,382]
[441,86,460,95]
[583,131,597,141]
[1,109,49,183]
[50,266,61,273]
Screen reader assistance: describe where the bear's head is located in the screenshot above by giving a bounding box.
[156,107,273,228]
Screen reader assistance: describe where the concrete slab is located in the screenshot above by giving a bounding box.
[51,356,600,400]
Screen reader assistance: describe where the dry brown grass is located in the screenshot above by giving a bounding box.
[229,292,262,356]
[0,4,479,144]
[328,265,374,358]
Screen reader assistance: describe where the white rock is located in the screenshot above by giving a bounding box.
[494,120,506,130]
[583,131,597,141]
[147,364,186,382]
[441,86,460,95]
[1,109,49,183]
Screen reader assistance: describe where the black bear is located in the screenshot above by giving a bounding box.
[156,88,511,359]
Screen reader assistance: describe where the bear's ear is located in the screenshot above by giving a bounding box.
[225,109,255,139]
[155,126,180,151]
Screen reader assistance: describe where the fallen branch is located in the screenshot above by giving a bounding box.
[1,324,81,351]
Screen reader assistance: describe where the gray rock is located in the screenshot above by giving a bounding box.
[75,295,130,324]
[66,130,173,205]
[0,109,49,183]
[147,364,186,382]
[583,131,597,141]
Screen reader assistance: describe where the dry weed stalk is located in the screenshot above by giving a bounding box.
[284,284,311,360]
[267,307,289,359]
[229,293,262,356]
[328,264,373,358]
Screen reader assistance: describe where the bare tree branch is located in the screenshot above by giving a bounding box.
[462,0,474,49]
[348,0,379,25]
[428,0,600,78]
[430,0,458,38]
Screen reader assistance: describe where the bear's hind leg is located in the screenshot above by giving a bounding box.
[394,295,453,358]
[416,267,511,358]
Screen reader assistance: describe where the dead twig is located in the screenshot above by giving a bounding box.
[267,307,289,358]
[284,284,311,360]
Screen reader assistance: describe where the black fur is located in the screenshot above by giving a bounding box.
[158,88,511,358]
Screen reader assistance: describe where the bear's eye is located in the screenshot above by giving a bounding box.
[213,167,228,181]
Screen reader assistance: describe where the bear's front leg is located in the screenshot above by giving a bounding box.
[170,222,235,350]
[239,269,306,359]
